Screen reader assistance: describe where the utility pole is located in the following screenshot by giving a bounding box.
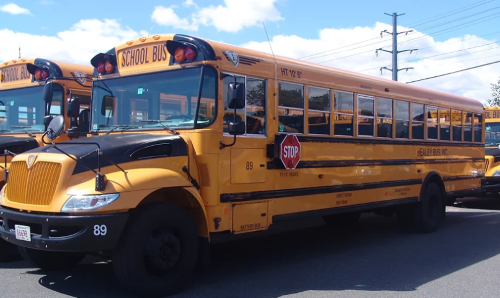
[376,12,417,81]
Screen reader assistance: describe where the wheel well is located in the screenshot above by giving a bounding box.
[136,187,208,238]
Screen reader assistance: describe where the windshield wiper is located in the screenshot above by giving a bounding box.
[105,125,142,135]
[10,126,35,138]
[140,120,179,135]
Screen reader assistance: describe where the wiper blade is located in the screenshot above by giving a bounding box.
[10,126,35,138]
[105,125,141,135]
[140,120,179,135]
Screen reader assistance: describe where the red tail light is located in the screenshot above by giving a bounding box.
[97,62,105,74]
[90,53,117,75]
[185,47,197,60]
[41,70,48,80]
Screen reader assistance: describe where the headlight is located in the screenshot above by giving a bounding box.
[493,170,500,177]
[61,193,120,212]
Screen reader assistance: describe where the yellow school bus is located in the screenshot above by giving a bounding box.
[0,34,484,297]
[482,107,500,194]
[0,58,93,187]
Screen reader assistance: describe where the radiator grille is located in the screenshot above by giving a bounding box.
[7,161,61,206]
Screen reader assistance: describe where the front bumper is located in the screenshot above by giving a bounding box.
[483,177,500,193]
[0,207,128,252]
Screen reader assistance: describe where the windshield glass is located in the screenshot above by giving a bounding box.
[91,66,217,132]
[485,122,500,146]
[0,85,63,133]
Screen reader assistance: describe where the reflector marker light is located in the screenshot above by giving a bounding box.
[139,37,146,42]
[153,35,160,40]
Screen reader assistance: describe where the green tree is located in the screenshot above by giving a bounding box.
[486,77,500,107]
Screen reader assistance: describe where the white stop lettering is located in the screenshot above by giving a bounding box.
[283,145,299,158]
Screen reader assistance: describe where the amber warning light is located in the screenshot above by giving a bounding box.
[90,53,117,75]
[26,64,50,82]
[166,40,198,64]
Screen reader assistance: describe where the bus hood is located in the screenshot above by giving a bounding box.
[27,133,188,174]
[0,135,39,152]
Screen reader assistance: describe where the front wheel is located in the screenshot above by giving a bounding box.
[415,183,444,233]
[18,247,85,270]
[112,204,199,298]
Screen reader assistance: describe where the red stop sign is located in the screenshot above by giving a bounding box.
[280,134,301,169]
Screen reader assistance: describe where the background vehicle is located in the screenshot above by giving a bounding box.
[482,107,500,195]
[0,58,93,187]
[0,34,484,297]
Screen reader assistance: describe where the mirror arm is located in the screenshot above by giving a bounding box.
[219,135,237,150]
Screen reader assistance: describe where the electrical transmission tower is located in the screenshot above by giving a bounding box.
[376,12,417,81]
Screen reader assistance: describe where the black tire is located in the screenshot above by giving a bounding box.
[415,183,444,233]
[322,212,361,227]
[17,246,85,270]
[112,204,198,298]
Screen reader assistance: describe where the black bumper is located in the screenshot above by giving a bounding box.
[483,177,500,193]
[0,207,128,252]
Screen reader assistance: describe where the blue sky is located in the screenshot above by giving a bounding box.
[1,0,499,102]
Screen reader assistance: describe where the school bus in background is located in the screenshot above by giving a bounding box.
[482,107,500,194]
[0,58,93,188]
[0,34,484,297]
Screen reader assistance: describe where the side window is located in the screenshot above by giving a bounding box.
[452,109,462,141]
[439,107,450,141]
[246,78,266,135]
[464,112,473,142]
[377,97,393,138]
[412,103,424,140]
[223,76,267,135]
[334,91,354,136]
[427,106,438,140]
[49,84,64,116]
[395,100,409,139]
[474,112,483,143]
[357,94,374,137]
[308,86,330,135]
[278,82,304,133]
[223,76,245,133]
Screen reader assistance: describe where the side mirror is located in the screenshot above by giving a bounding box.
[67,97,80,118]
[227,82,245,109]
[43,115,53,127]
[228,121,245,136]
[45,115,65,141]
[43,81,54,103]
[101,95,115,116]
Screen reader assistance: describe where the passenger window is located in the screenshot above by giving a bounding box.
[223,76,267,135]
[474,112,483,143]
[357,94,374,137]
[464,112,472,142]
[395,100,409,139]
[452,109,462,141]
[439,108,450,141]
[427,106,438,140]
[278,82,304,134]
[377,97,393,138]
[246,78,266,135]
[412,103,424,140]
[334,91,354,136]
[308,87,330,135]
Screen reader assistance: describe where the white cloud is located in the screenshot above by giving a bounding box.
[151,6,198,31]
[241,22,500,104]
[0,19,141,64]
[151,0,283,33]
[0,3,31,15]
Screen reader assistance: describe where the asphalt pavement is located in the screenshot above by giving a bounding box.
[1,196,500,298]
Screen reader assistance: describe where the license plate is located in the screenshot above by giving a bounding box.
[15,225,31,242]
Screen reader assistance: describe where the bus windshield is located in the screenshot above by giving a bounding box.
[485,122,500,146]
[0,85,63,133]
[91,66,217,132]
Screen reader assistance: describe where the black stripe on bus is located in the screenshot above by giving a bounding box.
[443,175,485,182]
[296,135,484,148]
[273,196,419,222]
[446,188,483,198]
[268,158,484,169]
[220,178,423,203]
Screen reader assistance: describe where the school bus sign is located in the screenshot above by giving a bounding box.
[279,134,301,169]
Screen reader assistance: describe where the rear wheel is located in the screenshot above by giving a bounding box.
[113,204,198,298]
[322,212,361,227]
[17,247,85,270]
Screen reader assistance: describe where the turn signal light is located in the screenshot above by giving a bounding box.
[166,40,199,64]
[33,69,49,81]
[90,53,118,75]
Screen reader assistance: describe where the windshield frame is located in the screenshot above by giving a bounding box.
[485,122,500,146]
[0,83,64,134]
[90,65,218,133]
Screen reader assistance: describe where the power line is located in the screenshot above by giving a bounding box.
[406,60,500,83]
